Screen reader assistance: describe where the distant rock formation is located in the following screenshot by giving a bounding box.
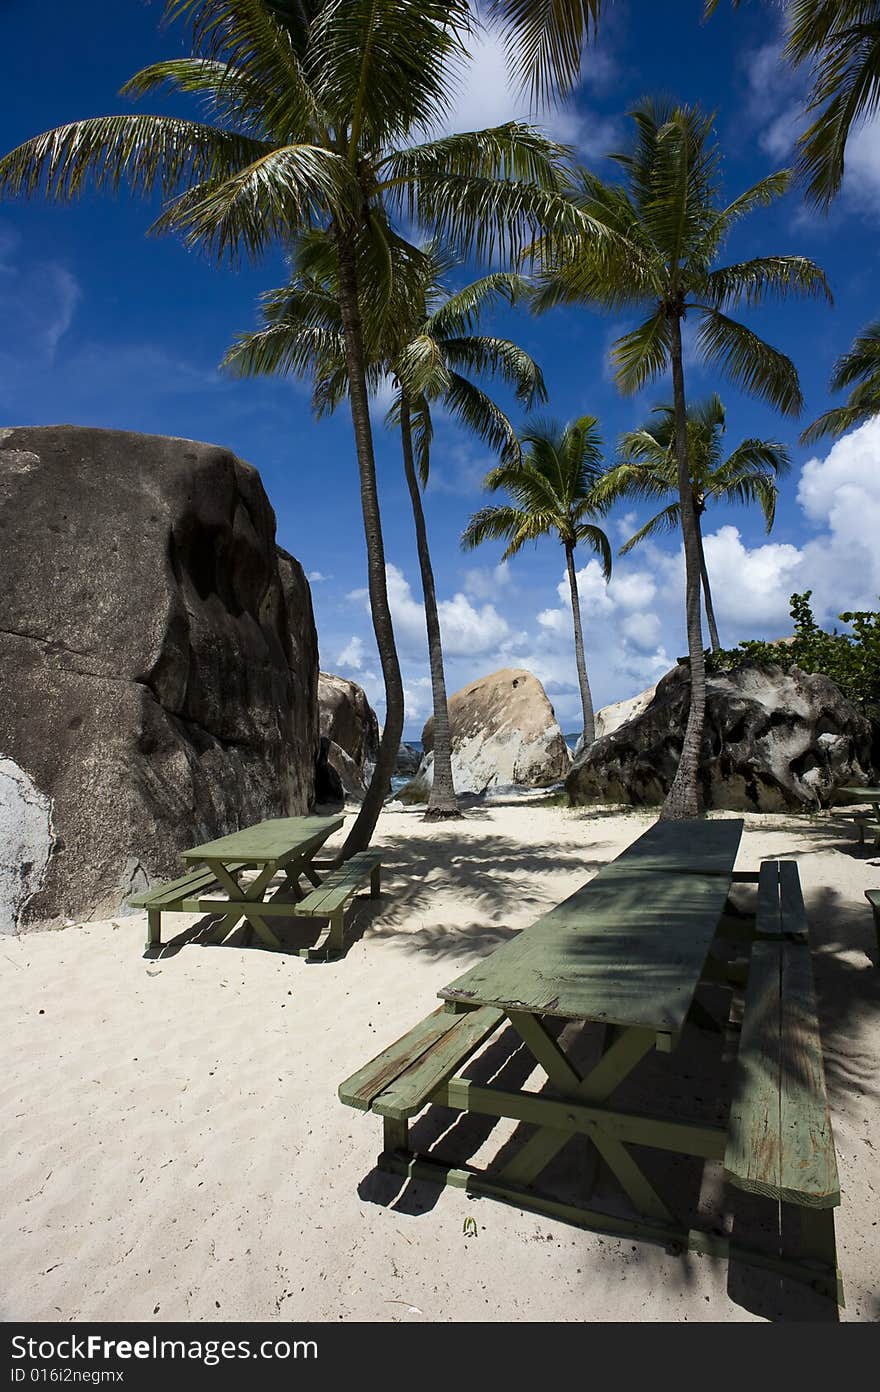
[394,741,422,776]
[593,684,658,743]
[317,671,380,801]
[0,426,319,932]
[400,667,571,801]
[567,661,873,811]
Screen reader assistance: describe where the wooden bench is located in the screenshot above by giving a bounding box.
[293,850,382,957]
[724,862,842,1299]
[339,1004,504,1149]
[129,861,253,951]
[864,891,880,963]
[848,810,880,847]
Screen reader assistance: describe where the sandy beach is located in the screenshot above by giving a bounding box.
[2,801,879,1324]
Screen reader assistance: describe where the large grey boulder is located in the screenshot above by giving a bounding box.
[400,667,571,801]
[566,661,874,811]
[0,425,319,932]
[594,683,657,741]
[317,671,380,800]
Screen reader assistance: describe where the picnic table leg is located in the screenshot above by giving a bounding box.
[145,909,162,952]
[498,1016,666,1220]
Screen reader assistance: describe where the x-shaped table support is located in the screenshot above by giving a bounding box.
[499,1014,673,1222]
[203,860,284,948]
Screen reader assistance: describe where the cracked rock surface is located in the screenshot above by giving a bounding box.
[567,660,874,811]
[0,426,318,930]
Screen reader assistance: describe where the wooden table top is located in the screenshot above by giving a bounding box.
[439,818,744,1036]
[838,787,880,800]
[181,815,344,865]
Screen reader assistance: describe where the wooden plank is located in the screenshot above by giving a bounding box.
[724,941,782,1201]
[778,943,840,1208]
[779,861,809,942]
[755,861,783,939]
[338,1008,462,1112]
[372,1007,505,1120]
[294,852,380,917]
[607,817,744,877]
[439,869,734,1033]
[128,861,253,909]
[181,815,343,865]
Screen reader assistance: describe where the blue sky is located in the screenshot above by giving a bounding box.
[2,0,879,736]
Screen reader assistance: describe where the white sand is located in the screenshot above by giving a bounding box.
[2,802,879,1323]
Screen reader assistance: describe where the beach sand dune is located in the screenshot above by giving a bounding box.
[2,804,878,1322]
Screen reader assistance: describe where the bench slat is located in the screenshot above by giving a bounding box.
[372,1006,505,1121]
[755,862,783,939]
[779,943,839,1208]
[724,941,782,1200]
[339,1007,462,1111]
[778,862,809,942]
[295,851,380,917]
[725,935,839,1207]
[129,861,253,909]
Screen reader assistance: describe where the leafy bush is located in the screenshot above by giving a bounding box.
[705,591,880,711]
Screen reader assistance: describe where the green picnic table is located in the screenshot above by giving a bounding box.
[130,814,381,956]
[837,786,880,846]
[341,817,842,1303]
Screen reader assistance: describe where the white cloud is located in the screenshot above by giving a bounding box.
[463,561,513,600]
[840,116,880,213]
[308,570,331,583]
[336,635,365,671]
[440,17,621,160]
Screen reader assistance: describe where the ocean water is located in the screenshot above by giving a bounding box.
[389,731,581,795]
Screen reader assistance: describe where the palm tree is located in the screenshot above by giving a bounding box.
[801,320,880,443]
[0,0,571,855]
[462,417,612,746]
[224,234,547,819]
[530,98,830,818]
[705,1,880,209]
[598,396,791,652]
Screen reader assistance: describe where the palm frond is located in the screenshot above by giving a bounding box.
[442,375,520,465]
[702,254,832,309]
[153,142,351,262]
[486,0,604,105]
[0,114,269,201]
[441,335,547,407]
[618,501,682,554]
[574,521,613,579]
[695,307,804,416]
[610,311,672,395]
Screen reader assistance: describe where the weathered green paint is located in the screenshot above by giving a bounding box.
[438,1080,727,1160]
[294,851,381,917]
[129,817,343,954]
[338,1007,474,1111]
[180,816,343,865]
[725,939,839,1207]
[439,867,738,1032]
[865,890,880,961]
[371,1007,505,1121]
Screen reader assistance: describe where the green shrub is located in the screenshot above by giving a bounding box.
[705,591,880,712]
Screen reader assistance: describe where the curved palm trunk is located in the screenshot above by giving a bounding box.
[334,227,405,857]
[696,515,722,653]
[564,540,596,745]
[399,395,461,821]
[661,313,707,820]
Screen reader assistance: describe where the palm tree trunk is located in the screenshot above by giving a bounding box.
[399,395,461,821]
[696,517,722,653]
[564,540,596,745]
[334,226,405,856]
[661,312,707,820]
